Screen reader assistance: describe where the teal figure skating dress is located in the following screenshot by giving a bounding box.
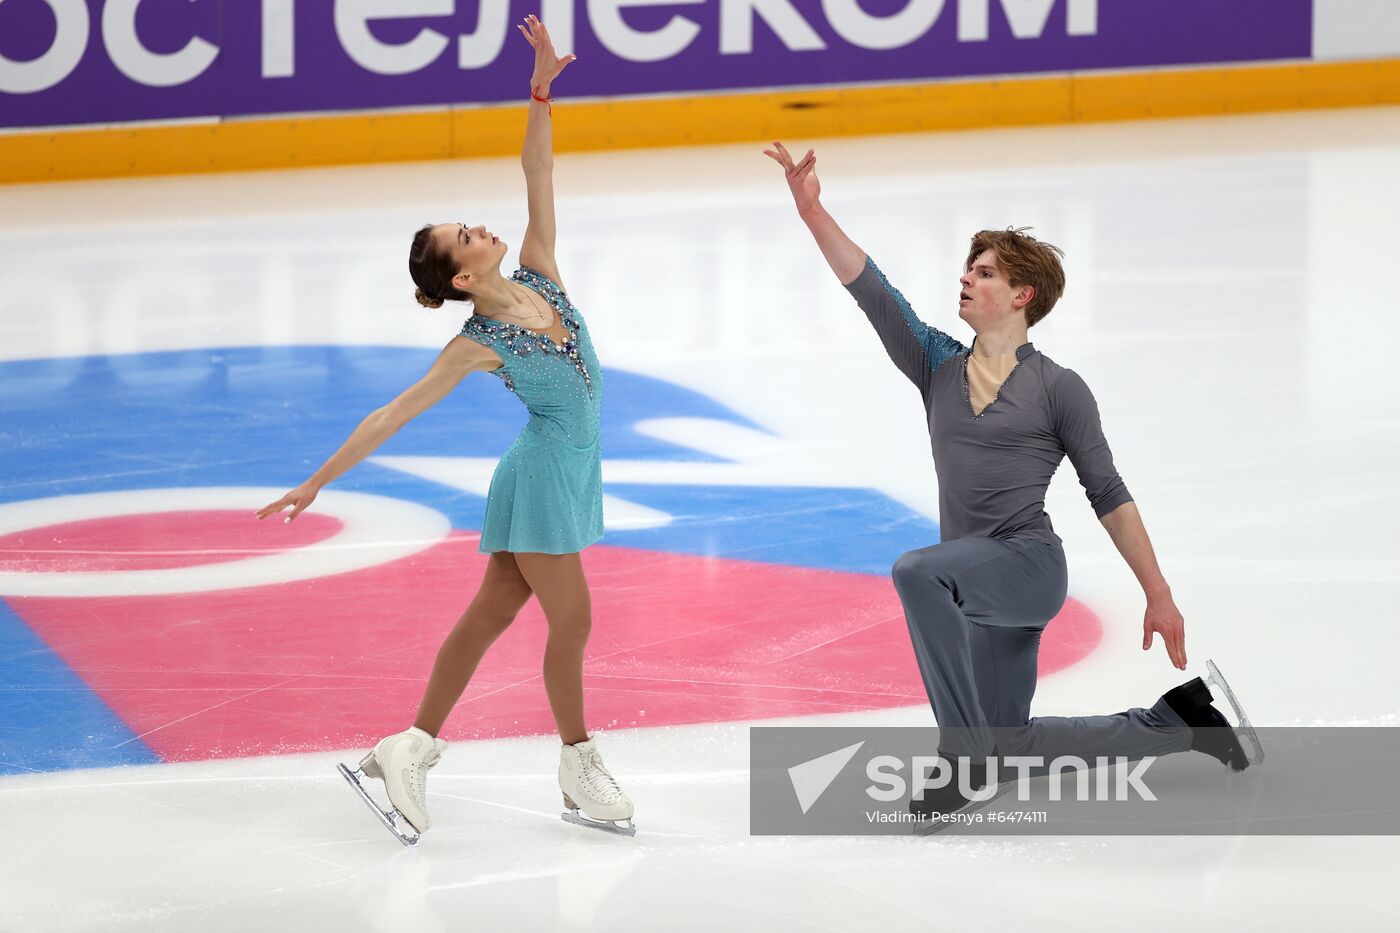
[458,266,605,554]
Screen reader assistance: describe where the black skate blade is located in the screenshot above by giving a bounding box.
[561,809,638,837]
[338,763,422,847]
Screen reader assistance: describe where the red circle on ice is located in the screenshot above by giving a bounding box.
[9,535,1104,761]
[0,510,343,573]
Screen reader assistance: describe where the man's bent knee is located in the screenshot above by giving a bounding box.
[892,548,947,595]
[891,550,921,590]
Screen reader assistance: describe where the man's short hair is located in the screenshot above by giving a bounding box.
[965,228,1066,327]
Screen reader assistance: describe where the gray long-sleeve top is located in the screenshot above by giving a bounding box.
[846,257,1132,545]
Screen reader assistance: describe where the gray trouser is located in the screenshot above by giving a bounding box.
[891,536,1191,762]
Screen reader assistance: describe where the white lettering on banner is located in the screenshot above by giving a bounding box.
[103,0,220,88]
[1313,0,1400,59]
[957,0,987,41]
[1067,0,1096,36]
[720,0,826,56]
[0,0,89,94]
[822,0,945,52]
[958,0,1097,42]
[459,0,510,69]
[334,0,452,75]
[262,0,295,78]
[0,0,1107,97]
[589,0,706,63]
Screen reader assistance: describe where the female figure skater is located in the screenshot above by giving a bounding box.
[256,16,634,843]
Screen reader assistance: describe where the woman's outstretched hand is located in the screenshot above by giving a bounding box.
[256,483,320,524]
[519,14,575,95]
[763,141,821,213]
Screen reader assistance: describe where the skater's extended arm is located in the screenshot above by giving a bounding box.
[845,261,966,396]
[256,338,497,523]
[765,142,965,395]
[764,141,865,284]
[1099,502,1186,671]
[517,14,574,290]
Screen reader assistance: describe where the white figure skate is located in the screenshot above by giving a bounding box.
[338,726,446,847]
[559,738,636,836]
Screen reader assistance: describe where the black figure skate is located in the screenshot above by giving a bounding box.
[910,758,1014,836]
[1164,659,1265,771]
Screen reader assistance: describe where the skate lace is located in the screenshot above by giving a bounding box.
[580,748,624,804]
[408,746,443,804]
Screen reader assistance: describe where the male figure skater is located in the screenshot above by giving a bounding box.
[765,142,1261,821]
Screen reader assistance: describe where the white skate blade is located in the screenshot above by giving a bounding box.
[337,763,422,847]
[913,780,1017,837]
[561,808,638,837]
[1204,659,1266,767]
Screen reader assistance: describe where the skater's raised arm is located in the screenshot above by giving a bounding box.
[256,337,498,523]
[764,142,865,285]
[766,141,966,395]
[517,14,574,290]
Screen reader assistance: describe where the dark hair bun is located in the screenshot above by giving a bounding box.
[414,287,444,310]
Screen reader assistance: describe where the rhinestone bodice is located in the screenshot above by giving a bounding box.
[459,267,603,447]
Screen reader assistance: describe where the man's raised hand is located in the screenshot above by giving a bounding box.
[763,141,821,213]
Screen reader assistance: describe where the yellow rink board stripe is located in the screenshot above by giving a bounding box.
[2,56,1398,185]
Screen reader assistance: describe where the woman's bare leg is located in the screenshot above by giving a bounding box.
[512,551,591,746]
[413,551,533,737]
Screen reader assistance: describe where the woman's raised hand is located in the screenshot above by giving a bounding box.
[763,141,821,213]
[519,14,575,94]
[256,483,320,524]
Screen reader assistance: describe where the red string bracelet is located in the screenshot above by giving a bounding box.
[531,86,553,116]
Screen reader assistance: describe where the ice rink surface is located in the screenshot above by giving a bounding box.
[2,106,1398,931]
